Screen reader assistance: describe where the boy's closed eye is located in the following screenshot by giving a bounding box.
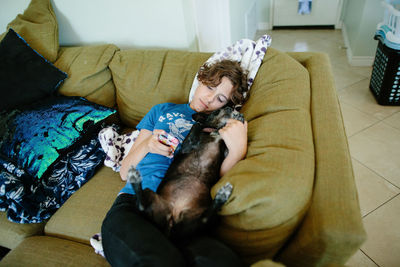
[218,95,228,103]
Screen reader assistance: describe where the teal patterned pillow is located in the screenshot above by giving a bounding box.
[0,96,116,179]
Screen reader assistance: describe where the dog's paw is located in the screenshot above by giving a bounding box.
[127,166,142,185]
[231,111,244,123]
[215,182,233,204]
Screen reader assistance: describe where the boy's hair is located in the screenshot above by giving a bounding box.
[197,60,249,107]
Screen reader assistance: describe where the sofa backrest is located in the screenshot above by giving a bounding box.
[109,49,211,127]
[55,45,119,108]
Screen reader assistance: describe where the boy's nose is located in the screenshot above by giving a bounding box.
[205,92,215,104]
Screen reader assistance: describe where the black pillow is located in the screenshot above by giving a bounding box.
[0,28,67,111]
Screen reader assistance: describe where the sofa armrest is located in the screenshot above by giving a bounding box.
[276,52,367,266]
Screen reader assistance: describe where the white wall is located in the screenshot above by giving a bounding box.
[54,0,199,50]
[193,0,258,52]
[257,0,271,30]
[342,0,384,65]
[193,0,232,52]
[0,0,31,28]
[0,0,198,51]
[229,0,257,42]
[0,0,262,52]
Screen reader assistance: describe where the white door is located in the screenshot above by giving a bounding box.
[272,0,342,27]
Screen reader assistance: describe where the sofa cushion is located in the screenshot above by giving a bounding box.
[275,52,367,266]
[110,50,211,127]
[0,28,67,111]
[0,212,44,249]
[45,166,124,244]
[55,45,120,108]
[0,0,59,62]
[0,236,109,266]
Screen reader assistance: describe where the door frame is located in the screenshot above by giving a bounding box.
[192,0,232,52]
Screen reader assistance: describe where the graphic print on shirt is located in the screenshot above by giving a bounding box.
[158,113,193,142]
[167,118,193,142]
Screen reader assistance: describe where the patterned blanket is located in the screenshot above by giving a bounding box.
[0,137,105,223]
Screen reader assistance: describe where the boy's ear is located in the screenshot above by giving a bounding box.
[192,113,208,123]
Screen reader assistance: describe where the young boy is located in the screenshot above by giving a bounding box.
[102,60,248,267]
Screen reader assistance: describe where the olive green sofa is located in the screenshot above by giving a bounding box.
[0,0,366,266]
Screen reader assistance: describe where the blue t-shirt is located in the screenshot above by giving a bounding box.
[120,103,196,194]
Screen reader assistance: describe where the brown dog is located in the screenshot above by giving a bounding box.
[127,106,244,240]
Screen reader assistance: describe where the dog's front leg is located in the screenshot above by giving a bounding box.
[126,165,145,211]
[201,182,233,224]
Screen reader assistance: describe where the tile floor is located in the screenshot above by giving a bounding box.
[255,29,400,267]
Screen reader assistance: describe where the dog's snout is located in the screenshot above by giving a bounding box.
[232,112,244,123]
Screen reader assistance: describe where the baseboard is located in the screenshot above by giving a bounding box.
[273,25,335,30]
[342,25,375,66]
[348,55,375,66]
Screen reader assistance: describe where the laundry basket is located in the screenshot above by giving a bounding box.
[376,0,400,49]
[370,0,400,105]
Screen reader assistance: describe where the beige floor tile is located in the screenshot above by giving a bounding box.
[307,39,347,58]
[348,122,400,187]
[333,69,370,92]
[329,53,350,67]
[269,39,296,52]
[264,29,321,43]
[346,249,379,267]
[383,111,400,130]
[349,66,373,79]
[339,79,400,120]
[331,56,373,79]
[352,159,400,217]
[311,29,345,45]
[361,195,400,267]
[340,102,380,137]
[267,35,306,52]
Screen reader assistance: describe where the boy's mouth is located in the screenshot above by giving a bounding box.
[199,100,208,110]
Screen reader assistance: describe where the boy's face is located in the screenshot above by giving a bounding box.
[190,77,234,113]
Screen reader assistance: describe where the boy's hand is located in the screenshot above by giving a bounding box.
[218,119,248,160]
[147,129,174,158]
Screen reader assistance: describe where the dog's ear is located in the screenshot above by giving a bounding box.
[192,112,208,123]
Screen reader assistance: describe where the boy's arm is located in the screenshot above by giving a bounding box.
[120,129,173,181]
[120,129,152,181]
[219,119,248,177]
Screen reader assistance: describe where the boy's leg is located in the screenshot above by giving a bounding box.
[181,235,243,267]
[101,194,185,267]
